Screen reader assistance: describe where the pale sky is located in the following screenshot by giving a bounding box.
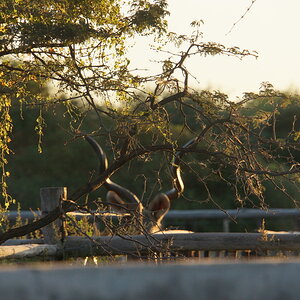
[130,0,300,99]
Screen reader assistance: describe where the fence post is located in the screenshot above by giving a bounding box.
[222,219,230,232]
[40,187,67,244]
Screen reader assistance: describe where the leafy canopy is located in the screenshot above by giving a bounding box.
[0,0,169,209]
[0,0,299,227]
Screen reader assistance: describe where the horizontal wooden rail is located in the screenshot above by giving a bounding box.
[3,208,300,221]
[1,261,300,300]
[64,232,300,257]
[0,260,300,300]
[166,208,300,220]
[1,211,129,221]
[1,232,300,259]
[0,244,57,259]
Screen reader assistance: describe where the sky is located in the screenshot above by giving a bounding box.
[130,0,300,99]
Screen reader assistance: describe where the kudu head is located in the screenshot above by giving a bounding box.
[85,136,194,233]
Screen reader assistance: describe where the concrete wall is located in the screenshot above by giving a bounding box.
[1,260,300,299]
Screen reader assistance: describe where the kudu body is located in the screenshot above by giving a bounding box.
[85,136,194,233]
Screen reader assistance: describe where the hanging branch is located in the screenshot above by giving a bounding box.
[226,0,258,35]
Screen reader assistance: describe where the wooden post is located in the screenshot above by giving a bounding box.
[223,219,230,232]
[40,187,67,244]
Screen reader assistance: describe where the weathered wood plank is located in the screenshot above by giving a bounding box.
[4,208,300,222]
[63,232,300,257]
[3,239,44,246]
[165,209,300,220]
[1,232,300,259]
[1,262,300,300]
[0,244,58,259]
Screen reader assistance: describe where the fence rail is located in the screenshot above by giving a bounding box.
[4,208,300,220]
[167,208,300,219]
[1,232,300,259]
[4,208,300,232]
[2,186,300,260]
[2,209,300,259]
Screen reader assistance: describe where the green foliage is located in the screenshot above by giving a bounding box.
[130,0,169,33]
[0,0,299,240]
[6,91,299,212]
[0,86,13,209]
[7,103,101,209]
[0,0,170,211]
[243,85,300,143]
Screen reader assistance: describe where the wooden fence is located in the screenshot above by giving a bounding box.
[1,187,300,260]
[4,207,300,232]
[1,232,300,260]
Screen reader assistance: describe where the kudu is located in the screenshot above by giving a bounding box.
[85,136,194,234]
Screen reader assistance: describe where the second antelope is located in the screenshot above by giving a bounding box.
[85,136,195,234]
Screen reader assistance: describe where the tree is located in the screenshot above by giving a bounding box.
[0,0,299,243]
[0,0,169,206]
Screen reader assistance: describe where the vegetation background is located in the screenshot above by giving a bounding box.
[7,88,300,231]
[0,0,299,236]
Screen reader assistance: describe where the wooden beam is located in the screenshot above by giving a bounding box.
[1,232,300,259]
[0,244,58,259]
[63,232,300,257]
[3,208,300,222]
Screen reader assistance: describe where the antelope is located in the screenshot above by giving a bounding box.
[85,136,195,234]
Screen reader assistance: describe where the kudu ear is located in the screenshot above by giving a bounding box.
[147,193,171,223]
[107,191,140,213]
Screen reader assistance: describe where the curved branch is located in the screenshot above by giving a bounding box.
[85,136,141,205]
[1,119,296,244]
